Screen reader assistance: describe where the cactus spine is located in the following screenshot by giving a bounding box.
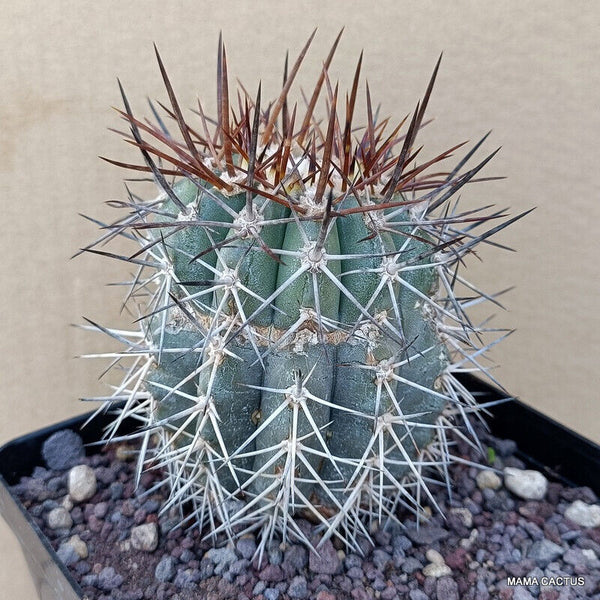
[83,32,527,554]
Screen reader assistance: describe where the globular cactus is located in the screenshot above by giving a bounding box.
[82,31,527,553]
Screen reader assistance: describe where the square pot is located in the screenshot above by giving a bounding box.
[1,375,599,600]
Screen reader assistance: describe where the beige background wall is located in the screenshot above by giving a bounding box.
[1,1,598,596]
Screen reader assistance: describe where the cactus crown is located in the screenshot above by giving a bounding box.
[82,31,527,556]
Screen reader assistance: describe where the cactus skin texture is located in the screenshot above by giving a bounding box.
[83,32,528,554]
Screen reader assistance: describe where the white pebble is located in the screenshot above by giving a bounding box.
[450,507,473,528]
[418,506,433,523]
[503,467,548,500]
[423,562,451,577]
[115,444,136,462]
[476,469,502,490]
[47,507,73,530]
[582,548,598,562]
[425,549,445,565]
[460,529,479,549]
[131,522,159,552]
[68,465,97,502]
[565,500,600,528]
[67,534,88,559]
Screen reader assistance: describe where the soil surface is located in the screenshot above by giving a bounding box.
[11,421,600,599]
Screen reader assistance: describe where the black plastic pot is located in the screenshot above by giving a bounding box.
[1,376,599,600]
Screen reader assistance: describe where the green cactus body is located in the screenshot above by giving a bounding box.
[87,34,524,552]
[149,184,450,522]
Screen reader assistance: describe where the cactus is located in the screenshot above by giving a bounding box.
[82,32,528,554]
